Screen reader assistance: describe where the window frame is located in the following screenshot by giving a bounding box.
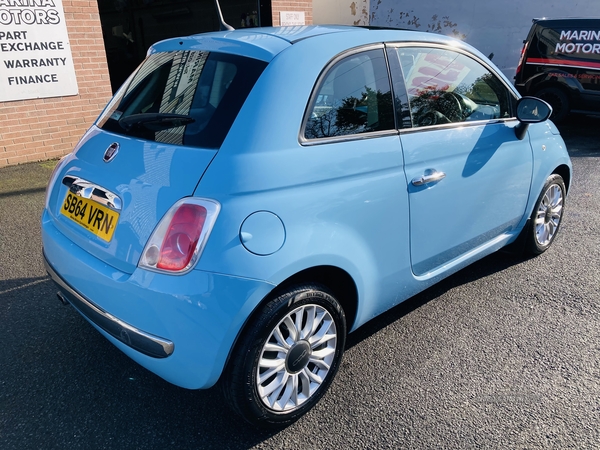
[299,44,400,146]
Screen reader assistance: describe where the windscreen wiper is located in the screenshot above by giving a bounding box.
[119,113,195,132]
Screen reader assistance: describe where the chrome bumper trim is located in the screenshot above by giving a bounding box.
[44,253,174,359]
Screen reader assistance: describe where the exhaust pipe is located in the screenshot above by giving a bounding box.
[57,291,69,306]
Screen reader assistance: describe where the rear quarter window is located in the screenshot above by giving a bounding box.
[303,48,395,140]
[97,51,267,149]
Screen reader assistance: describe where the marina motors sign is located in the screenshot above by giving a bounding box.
[0,0,78,102]
[555,30,600,55]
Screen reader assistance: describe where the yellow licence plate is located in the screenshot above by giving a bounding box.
[60,191,119,242]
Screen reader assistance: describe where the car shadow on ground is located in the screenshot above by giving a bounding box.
[345,250,527,350]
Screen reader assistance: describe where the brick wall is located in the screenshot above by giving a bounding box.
[0,0,314,168]
[271,1,313,26]
[0,1,112,168]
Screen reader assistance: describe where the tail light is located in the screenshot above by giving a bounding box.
[515,41,528,78]
[140,198,220,274]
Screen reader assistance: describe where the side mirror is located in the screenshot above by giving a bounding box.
[515,97,553,140]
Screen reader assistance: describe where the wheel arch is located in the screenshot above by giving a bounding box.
[532,82,570,99]
[274,265,359,330]
[553,164,571,193]
[527,71,582,97]
[247,265,358,338]
[219,265,359,383]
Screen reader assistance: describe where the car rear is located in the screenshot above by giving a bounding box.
[41,32,283,388]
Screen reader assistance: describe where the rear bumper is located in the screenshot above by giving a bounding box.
[41,208,275,389]
[45,254,174,359]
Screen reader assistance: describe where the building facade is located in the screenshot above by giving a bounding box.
[0,0,312,167]
[369,0,600,78]
[0,1,112,167]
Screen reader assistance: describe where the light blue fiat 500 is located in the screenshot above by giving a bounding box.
[42,25,571,427]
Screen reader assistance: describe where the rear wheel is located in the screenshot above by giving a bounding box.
[526,174,566,255]
[535,87,569,123]
[221,284,346,427]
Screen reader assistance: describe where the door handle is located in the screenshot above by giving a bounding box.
[411,170,446,186]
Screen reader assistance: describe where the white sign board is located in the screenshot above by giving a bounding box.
[280,11,306,27]
[0,0,78,102]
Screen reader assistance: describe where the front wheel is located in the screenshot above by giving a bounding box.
[526,174,566,255]
[221,284,346,427]
[535,87,569,123]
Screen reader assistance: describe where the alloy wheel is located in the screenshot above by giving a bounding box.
[534,182,564,246]
[256,304,337,412]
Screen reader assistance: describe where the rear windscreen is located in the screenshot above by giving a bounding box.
[97,51,267,149]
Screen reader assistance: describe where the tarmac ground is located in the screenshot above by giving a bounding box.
[1,115,599,449]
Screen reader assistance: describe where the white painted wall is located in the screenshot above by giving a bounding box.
[313,0,370,26]
[370,1,600,77]
[327,1,600,79]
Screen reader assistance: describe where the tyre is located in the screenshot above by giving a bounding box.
[221,284,347,427]
[535,87,569,123]
[526,174,566,255]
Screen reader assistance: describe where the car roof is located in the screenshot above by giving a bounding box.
[532,17,600,27]
[148,25,361,61]
[236,25,365,44]
[148,25,467,62]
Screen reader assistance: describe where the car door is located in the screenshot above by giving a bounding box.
[387,45,533,277]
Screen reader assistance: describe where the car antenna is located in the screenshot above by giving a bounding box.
[214,0,235,31]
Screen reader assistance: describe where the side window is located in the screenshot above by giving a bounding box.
[304,49,395,139]
[537,27,559,58]
[393,47,513,128]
